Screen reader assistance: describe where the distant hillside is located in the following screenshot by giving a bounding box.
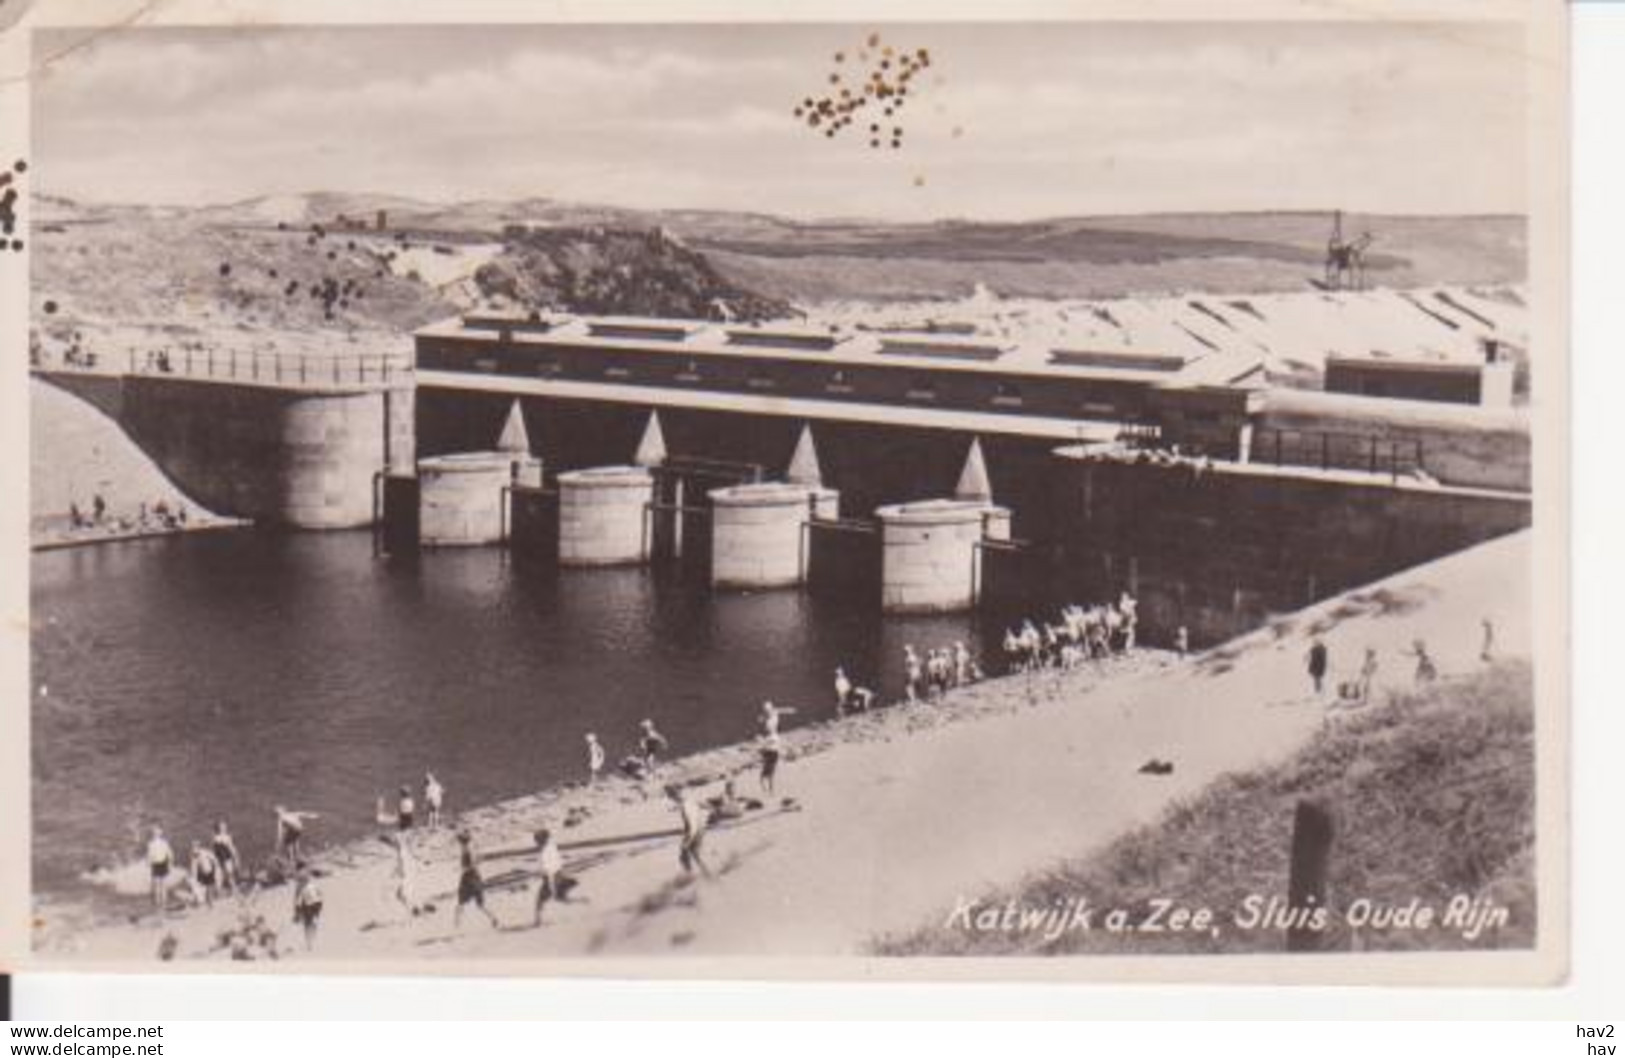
[43,192,1524,305]
[473,224,792,320]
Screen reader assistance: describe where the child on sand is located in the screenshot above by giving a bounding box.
[531,828,565,927]
[423,772,444,828]
[454,831,501,930]
[188,841,221,908]
[638,719,669,775]
[291,869,323,951]
[396,786,416,831]
[274,806,320,867]
[210,821,241,894]
[585,733,605,785]
[759,730,783,797]
[668,785,712,878]
[388,832,421,919]
[145,826,174,912]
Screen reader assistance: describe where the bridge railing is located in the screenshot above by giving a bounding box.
[33,346,412,389]
[1251,426,1425,479]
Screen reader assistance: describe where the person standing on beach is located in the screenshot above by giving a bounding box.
[638,719,669,775]
[904,645,923,702]
[758,729,784,796]
[1358,647,1380,702]
[585,733,605,785]
[211,820,241,894]
[145,826,174,912]
[454,830,501,930]
[759,700,795,739]
[531,828,565,928]
[668,785,712,878]
[423,772,444,829]
[291,869,323,951]
[1480,618,1496,663]
[274,805,320,868]
[395,786,416,832]
[833,667,852,715]
[389,832,421,919]
[1175,626,1190,658]
[1411,639,1438,685]
[953,642,972,687]
[1119,591,1139,652]
[188,840,221,908]
[1306,638,1329,696]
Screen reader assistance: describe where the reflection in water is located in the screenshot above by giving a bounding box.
[32,529,1007,917]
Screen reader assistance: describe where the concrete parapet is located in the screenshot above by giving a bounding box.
[709,482,839,589]
[557,465,655,566]
[877,498,1011,613]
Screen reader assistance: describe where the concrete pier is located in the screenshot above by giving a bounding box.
[416,448,543,547]
[709,482,840,589]
[557,465,655,566]
[876,499,1012,613]
[418,453,518,546]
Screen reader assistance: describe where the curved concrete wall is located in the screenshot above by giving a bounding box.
[39,372,408,530]
[557,465,654,566]
[877,499,1009,613]
[709,482,839,589]
[418,452,535,546]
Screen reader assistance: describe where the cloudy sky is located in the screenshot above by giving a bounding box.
[31,21,1527,220]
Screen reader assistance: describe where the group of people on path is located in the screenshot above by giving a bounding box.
[1305,616,1498,705]
[1004,591,1143,674]
[65,494,189,535]
[375,772,445,832]
[587,719,670,785]
[142,820,243,913]
[902,642,982,703]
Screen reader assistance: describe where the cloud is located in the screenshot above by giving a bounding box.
[31,23,1529,219]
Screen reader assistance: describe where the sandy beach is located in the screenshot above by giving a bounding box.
[33,530,1531,965]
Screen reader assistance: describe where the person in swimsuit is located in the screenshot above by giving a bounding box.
[903,645,923,701]
[396,786,416,831]
[145,826,174,912]
[291,869,323,951]
[668,785,711,878]
[758,730,784,796]
[759,700,795,738]
[210,820,240,894]
[188,841,221,908]
[585,733,605,785]
[833,667,852,715]
[274,806,320,868]
[423,772,444,829]
[638,719,669,775]
[454,831,501,930]
[531,828,565,928]
[1175,626,1190,658]
[388,832,421,919]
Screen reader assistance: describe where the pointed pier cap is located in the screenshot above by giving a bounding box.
[633,410,668,468]
[495,399,531,455]
[785,425,823,487]
[954,438,993,503]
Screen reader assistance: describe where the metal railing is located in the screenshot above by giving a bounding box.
[1251,427,1424,479]
[34,346,411,389]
